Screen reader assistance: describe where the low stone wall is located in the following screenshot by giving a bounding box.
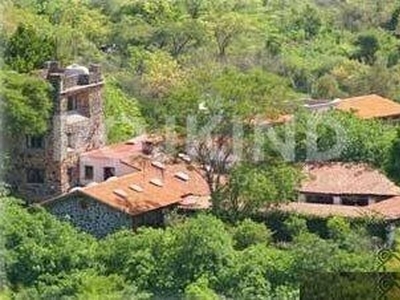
[46,194,133,238]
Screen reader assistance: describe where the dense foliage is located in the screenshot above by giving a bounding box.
[0,70,53,136]
[0,198,380,299]
[3,0,400,143]
[2,0,400,298]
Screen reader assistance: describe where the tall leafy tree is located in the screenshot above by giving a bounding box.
[4,24,55,73]
[218,162,303,220]
[385,128,400,184]
[104,78,146,144]
[0,71,52,136]
[352,33,380,65]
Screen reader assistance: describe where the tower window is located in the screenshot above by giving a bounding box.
[67,133,74,148]
[85,165,94,180]
[67,96,78,111]
[26,135,44,149]
[27,168,45,184]
[67,167,74,183]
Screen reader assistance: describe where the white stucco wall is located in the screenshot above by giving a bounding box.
[79,156,136,185]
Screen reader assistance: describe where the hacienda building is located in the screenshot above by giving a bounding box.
[298,162,400,206]
[278,162,400,222]
[260,94,400,127]
[41,159,210,237]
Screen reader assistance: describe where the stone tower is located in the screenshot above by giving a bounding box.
[10,61,106,202]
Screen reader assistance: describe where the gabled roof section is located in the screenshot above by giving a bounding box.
[277,202,372,219]
[80,134,148,160]
[337,94,400,119]
[368,196,400,220]
[275,196,400,221]
[300,162,400,196]
[42,161,210,216]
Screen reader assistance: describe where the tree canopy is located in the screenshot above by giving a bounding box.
[0,70,53,136]
[2,0,400,298]
[0,198,382,299]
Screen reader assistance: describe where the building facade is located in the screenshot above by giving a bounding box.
[298,162,400,206]
[8,62,106,202]
[44,192,166,238]
[41,160,210,237]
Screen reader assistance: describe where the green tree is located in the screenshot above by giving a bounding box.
[294,5,322,40]
[4,24,55,73]
[219,162,303,219]
[0,198,96,287]
[284,215,308,239]
[0,71,52,136]
[153,18,207,56]
[168,214,235,292]
[98,215,235,297]
[96,228,172,294]
[233,219,272,250]
[352,33,380,65]
[156,66,297,198]
[104,78,146,144]
[384,6,400,31]
[209,12,255,59]
[312,74,342,99]
[327,217,374,253]
[219,244,293,298]
[385,128,400,184]
[275,110,396,167]
[184,277,220,300]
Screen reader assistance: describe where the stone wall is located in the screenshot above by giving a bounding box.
[8,62,106,202]
[46,194,133,237]
[7,131,63,202]
[45,193,168,237]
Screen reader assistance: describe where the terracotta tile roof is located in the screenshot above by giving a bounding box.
[80,135,148,160]
[368,196,400,220]
[276,196,400,221]
[337,94,400,119]
[44,161,210,216]
[178,195,212,210]
[277,202,372,218]
[300,162,400,196]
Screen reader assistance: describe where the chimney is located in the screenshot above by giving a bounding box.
[142,140,154,155]
[89,63,102,83]
[89,63,101,74]
[45,61,60,73]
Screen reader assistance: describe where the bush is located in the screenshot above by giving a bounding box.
[233,219,272,250]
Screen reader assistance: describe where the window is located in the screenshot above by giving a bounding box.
[85,166,94,180]
[341,196,368,206]
[67,167,74,184]
[103,167,115,180]
[27,168,45,184]
[26,135,44,149]
[306,194,333,204]
[67,96,77,111]
[67,133,74,148]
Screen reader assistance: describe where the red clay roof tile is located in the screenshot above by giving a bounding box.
[56,161,210,216]
[276,202,372,219]
[300,162,400,196]
[337,94,400,119]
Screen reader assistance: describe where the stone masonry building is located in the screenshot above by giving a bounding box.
[41,159,210,237]
[8,61,106,202]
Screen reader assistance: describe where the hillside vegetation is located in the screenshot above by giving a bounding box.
[2,0,400,298]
